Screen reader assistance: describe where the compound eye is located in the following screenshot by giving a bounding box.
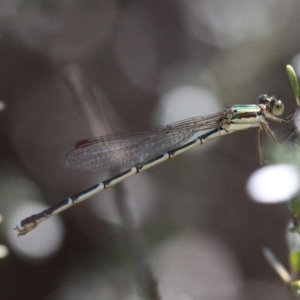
[271,99,284,116]
[258,94,269,105]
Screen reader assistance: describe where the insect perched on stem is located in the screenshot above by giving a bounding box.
[15,95,288,236]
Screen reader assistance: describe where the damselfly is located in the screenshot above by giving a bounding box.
[14,95,287,236]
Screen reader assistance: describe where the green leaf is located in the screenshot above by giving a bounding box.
[290,251,300,275]
[286,65,300,106]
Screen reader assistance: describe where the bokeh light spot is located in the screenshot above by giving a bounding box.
[247,165,300,203]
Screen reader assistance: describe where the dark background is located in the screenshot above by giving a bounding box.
[0,1,299,299]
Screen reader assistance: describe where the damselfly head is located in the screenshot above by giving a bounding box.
[258,94,284,116]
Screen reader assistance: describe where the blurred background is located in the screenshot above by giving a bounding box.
[0,0,300,299]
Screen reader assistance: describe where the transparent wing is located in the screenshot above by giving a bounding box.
[64,112,224,171]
